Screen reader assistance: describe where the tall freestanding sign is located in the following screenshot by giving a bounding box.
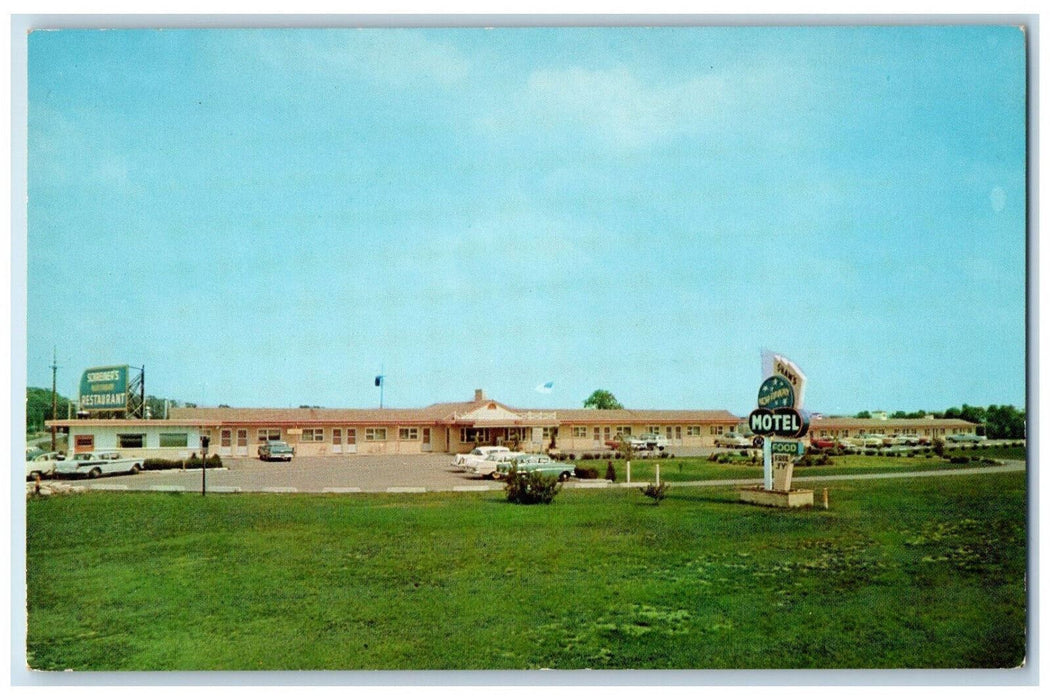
[740,352,815,508]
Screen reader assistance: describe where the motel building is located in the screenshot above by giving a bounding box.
[48,389,742,459]
[46,389,982,461]
[800,416,983,443]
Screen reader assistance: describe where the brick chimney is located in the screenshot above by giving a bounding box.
[474,389,485,402]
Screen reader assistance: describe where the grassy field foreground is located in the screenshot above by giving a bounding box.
[26,471,1027,671]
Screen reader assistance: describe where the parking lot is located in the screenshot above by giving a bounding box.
[39,453,500,494]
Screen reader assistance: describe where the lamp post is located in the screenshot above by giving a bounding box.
[200,435,210,496]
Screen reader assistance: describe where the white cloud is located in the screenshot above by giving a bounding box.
[480,66,727,152]
[249,29,470,90]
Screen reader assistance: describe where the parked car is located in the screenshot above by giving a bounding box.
[861,434,887,448]
[809,437,838,450]
[630,433,668,451]
[451,445,511,470]
[54,451,144,479]
[888,435,923,446]
[258,440,295,461]
[466,451,523,479]
[498,454,575,482]
[26,451,65,480]
[947,433,988,443]
[714,432,751,448]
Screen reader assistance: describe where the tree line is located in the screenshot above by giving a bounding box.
[25,387,192,433]
[856,404,1026,439]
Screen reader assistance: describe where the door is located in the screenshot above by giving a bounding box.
[74,434,94,454]
[236,429,249,456]
[345,428,357,454]
[219,429,232,457]
[332,428,343,454]
[421,427,432,452]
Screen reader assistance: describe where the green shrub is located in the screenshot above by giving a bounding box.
[143,455,223,471]
[640,481,670,505]
[503,468,561,505]
[574,465,599,479]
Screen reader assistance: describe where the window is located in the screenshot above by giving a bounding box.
[74,435,95,453]
[687,426,702,437]
[302,428,324,442]
[159,433,188,448]
[365,428,387,441]
[616,426,632,437]
[710,425,724,435]
[460,428,489,443]
[118,433,145,448]
[543,427,555,439]
[648,426,661,434]
[573,426,587,438]
[258,428,281,442]
[399,427,419,441]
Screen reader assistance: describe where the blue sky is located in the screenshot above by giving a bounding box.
[24,25,1027,416]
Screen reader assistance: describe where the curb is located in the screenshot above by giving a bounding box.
[149,485,186,492]
[567,481,610,489]
[323,487,363,493]
[387,486,427,493]
[262,487,298,493]
[88,484,129,491]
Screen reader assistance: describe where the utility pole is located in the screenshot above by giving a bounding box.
[50,348,59,452]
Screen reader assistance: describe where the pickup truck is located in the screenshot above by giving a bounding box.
[259,440,295,461]
[629,433,668,451]
[53,451,144,479]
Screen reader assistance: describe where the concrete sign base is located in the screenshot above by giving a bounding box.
[739,487,815,508]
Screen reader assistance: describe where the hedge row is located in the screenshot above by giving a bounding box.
[142,455,223,471]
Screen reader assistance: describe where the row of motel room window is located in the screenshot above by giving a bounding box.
[70,424,738,456]
[67,422,980,457]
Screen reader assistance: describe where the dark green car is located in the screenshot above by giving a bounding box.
[498,454,575,481]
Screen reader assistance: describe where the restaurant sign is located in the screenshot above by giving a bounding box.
[79,365,129,411]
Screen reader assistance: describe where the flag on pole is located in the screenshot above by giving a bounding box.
[535,381,554,394]
[375,375,383,387]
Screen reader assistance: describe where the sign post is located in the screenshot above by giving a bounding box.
[740,353,815,508]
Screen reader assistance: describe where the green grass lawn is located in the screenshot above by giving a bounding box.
[576,444,1026,484]
[26,470,1027,671]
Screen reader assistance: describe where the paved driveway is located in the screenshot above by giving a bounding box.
[47,454,507,494]
[36,453,1027,496]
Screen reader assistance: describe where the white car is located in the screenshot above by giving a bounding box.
[451,445,512,470]
[465,451,524,479]
[862,434,888,448]
[714,433,751,448]
[26,451,65,480]
[54,451,144,479]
